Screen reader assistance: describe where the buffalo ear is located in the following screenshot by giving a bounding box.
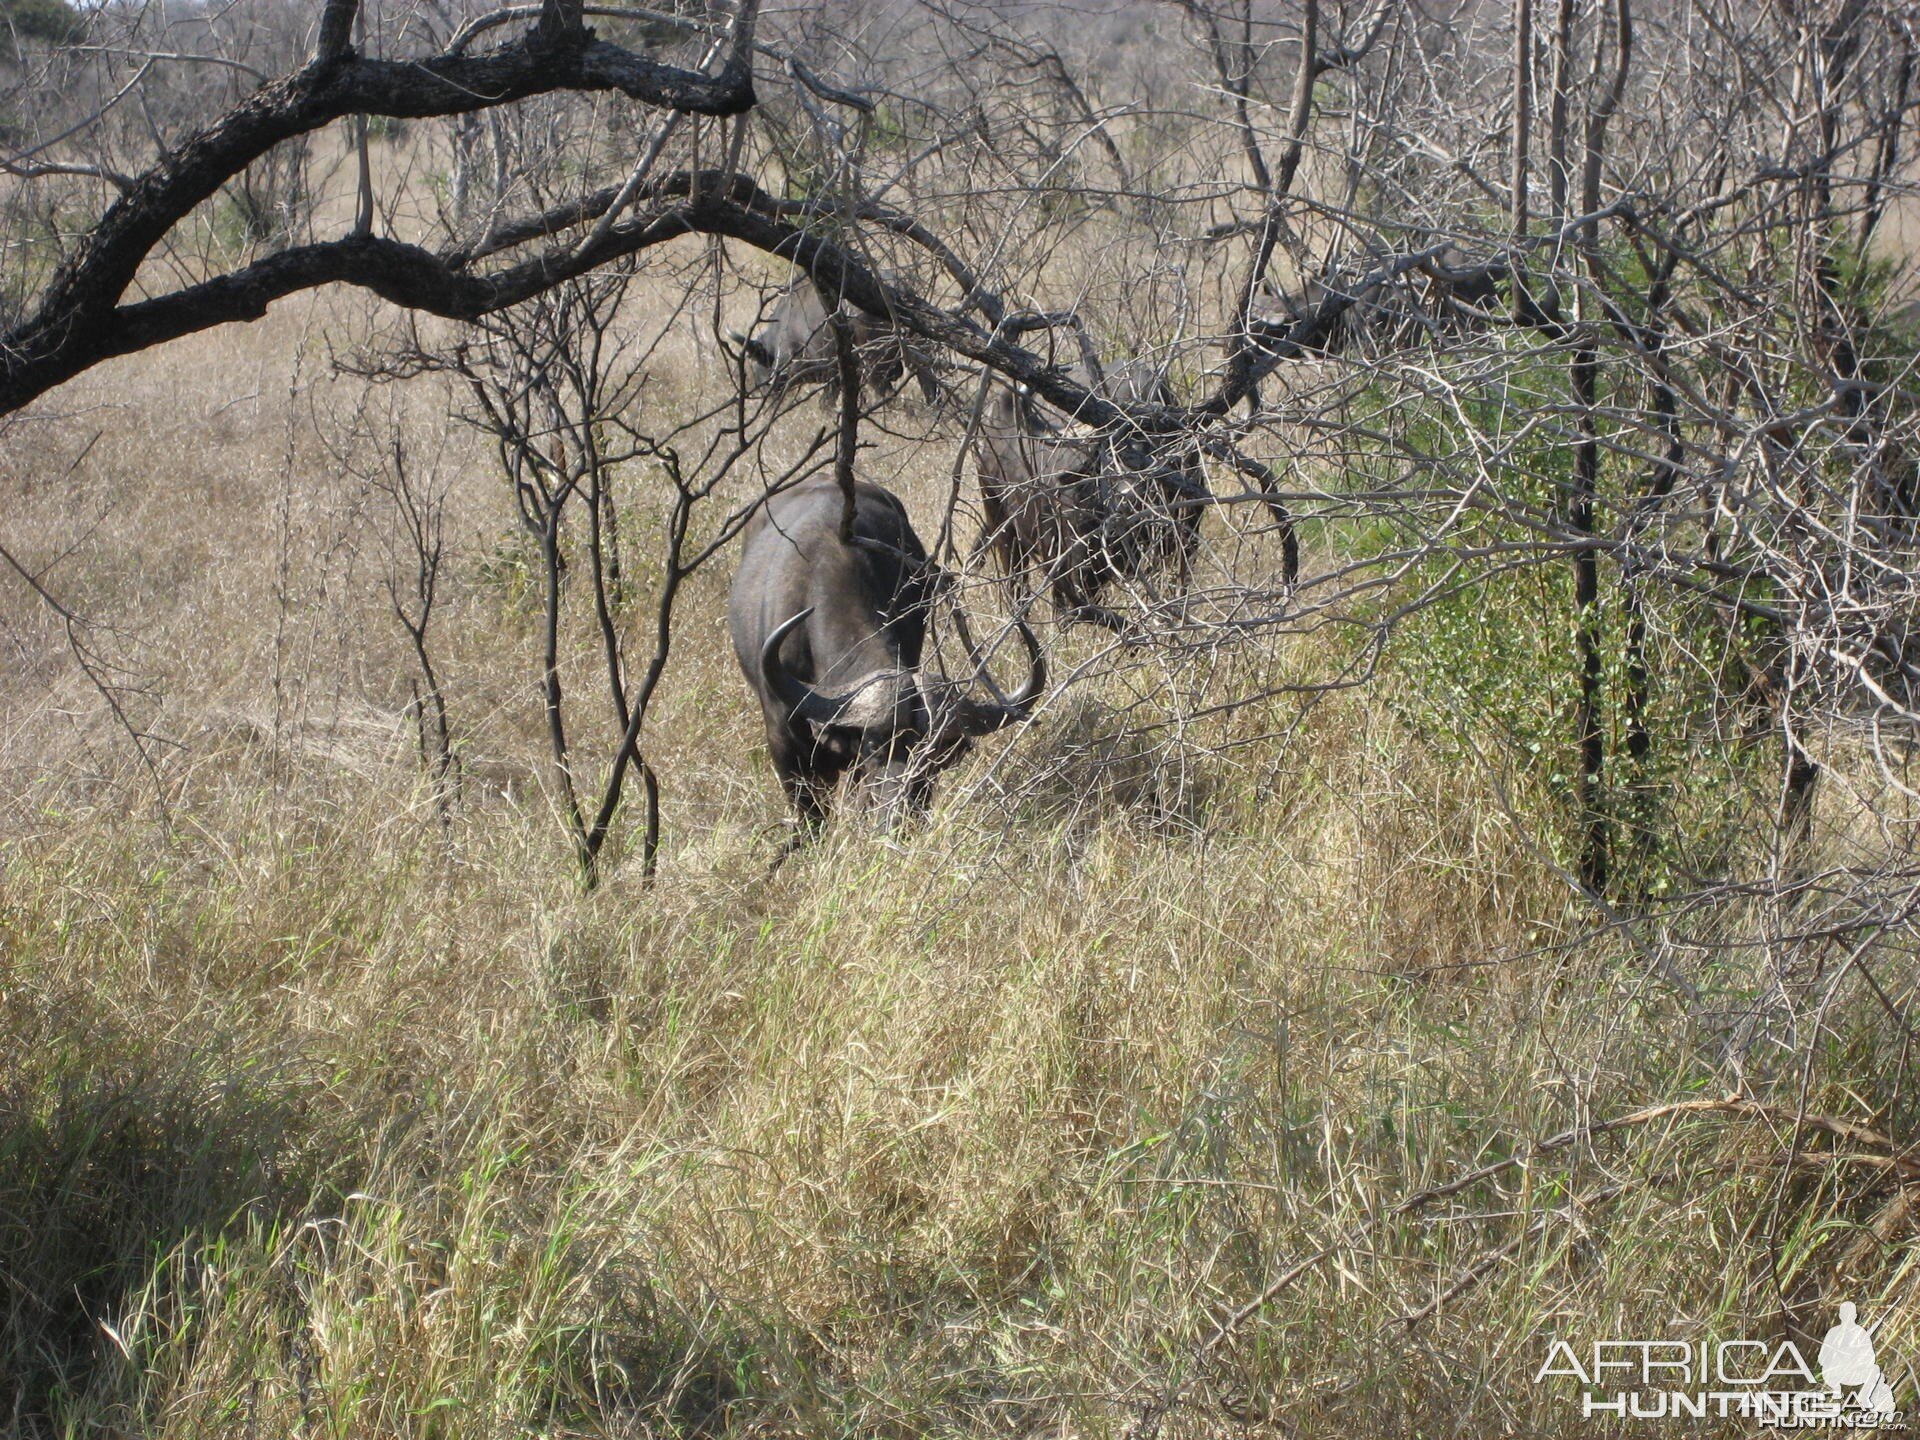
[740,335,777,370]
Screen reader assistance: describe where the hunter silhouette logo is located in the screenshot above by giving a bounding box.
[1536,1300,1910,1427]
[1821,1303,1898,1417]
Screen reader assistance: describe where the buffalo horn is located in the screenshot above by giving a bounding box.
[761,608,901,729]
[958,611,1047,733]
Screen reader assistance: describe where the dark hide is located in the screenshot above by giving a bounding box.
[728,478,1044,829]
[735,279,940,406]
[971,358,1207,626]
[1248,246,1509,360]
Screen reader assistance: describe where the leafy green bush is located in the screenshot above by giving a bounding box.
[1330,342,1782,898]
[1,0,84,53]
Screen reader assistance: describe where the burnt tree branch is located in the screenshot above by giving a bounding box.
[0,4,757,414]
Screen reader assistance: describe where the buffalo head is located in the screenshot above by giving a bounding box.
[730,278,939,407]
[972,357,1206,628]
[729,478,1044,833]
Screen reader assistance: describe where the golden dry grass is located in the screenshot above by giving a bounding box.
[2,269,1916,1440]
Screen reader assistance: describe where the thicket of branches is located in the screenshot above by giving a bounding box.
[4,0,1918,969]
[7,2,1920,1434]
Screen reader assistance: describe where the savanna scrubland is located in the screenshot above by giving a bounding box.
[2,0,1919,1435]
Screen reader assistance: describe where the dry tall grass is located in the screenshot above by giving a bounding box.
[2,275,1915,1439]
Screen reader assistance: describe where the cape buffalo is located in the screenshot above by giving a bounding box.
[734,278,940,406]
[729,477,1045,831]
[972,358,1207,627]
[1247,246,1507,362]
[1246,265,1415,360]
